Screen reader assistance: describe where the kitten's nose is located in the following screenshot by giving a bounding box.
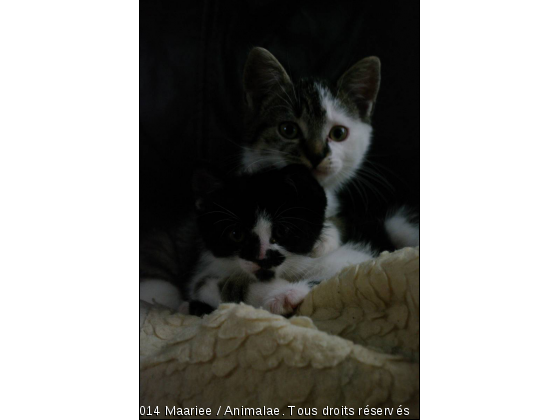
[304,142,330,168]
[255,250,286,268]
[307,153,324,169]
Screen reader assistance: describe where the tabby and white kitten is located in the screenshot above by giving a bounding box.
[185,165,373,315]
[240,47,419,251]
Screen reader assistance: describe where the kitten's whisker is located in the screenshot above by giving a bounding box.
[273,203,287,220]
[278,216,324,226]
[275,206,324,218]
[355,175,389,205]
[348,177,369,212]
[212,202,239,220]
[243,156,279,171]
[221,136,247,149]
[277,221,308,236]
[259,148,293,157]
[358,164,395,192]
[204,211,238,221]
[358,170,393,192]
[264,104,294,114]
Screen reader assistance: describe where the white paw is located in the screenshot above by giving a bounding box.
[262,285,310,315]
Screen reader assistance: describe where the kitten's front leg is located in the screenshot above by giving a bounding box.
[219,272,255,304]
[186,272,257,316]
[185,276,223,316]
[310,219,341,258]
[246,278,311,316]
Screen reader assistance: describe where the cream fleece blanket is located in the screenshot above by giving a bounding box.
[140,247,419,419]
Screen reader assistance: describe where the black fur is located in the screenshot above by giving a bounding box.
[189,300,215,317]
[140,164,328,311]
[194,164,327,261]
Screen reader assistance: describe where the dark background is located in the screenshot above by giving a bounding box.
[140,0,419,233]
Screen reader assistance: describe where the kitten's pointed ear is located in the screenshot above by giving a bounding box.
[243,47,293,112]
[337,56,381,120]
[192,167,223,211]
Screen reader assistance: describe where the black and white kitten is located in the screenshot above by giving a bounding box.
[140,165,374,315]
[240,47,419,252]
[192,165,375,315]
[188,164,325,311]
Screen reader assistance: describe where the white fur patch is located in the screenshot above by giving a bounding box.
[239,259,260,274]
[196,277,221,308]
[385,207,420,248]
[253,212,272,259]
[311,219,341,257]
[317,84,373,192]
[276,241,374,283]
[325,190,340,218]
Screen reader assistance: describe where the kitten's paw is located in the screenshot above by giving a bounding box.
[263,284,310,315]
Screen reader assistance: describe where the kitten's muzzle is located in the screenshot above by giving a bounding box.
[303,142,330,169]
[252,253,283,281]
[255,250,285,269]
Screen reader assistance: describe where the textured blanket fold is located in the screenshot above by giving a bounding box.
[140,247,419,419]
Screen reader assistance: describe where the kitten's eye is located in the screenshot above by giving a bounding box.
[228,229,245,243]
[329,126,349,142]
[278,122,300,139]
[274,225,289,239]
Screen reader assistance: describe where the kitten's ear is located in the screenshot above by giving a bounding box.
[192,167,223,211]
[337,56,381,120]
[243,47,293,112]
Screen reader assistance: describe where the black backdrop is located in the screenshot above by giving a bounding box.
[140,0,419,233]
